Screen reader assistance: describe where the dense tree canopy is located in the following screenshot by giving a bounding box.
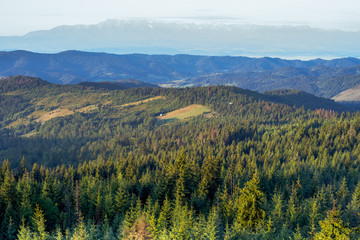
[1,76,360,239]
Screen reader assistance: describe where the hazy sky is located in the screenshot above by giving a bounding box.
[2,0,360,35]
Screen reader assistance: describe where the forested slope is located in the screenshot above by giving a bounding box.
[0,76,360,239]
[2,51,360,99]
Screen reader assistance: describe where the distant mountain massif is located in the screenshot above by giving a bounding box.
[1,19,360,58]
[1,50,360,101]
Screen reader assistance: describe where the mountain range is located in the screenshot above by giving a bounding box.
[1,19,360,58]
[2,20,360,240]
[1,50,360,100]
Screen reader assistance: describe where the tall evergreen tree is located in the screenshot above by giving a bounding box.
[314,206,351,240]
[235,170,265,232]
[32,204,48,240]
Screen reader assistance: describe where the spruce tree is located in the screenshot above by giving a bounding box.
[346,181,360,227]
[17,221,33,240]
[32,204,48,240]
[314,206,351,240]
[235,170,265,232]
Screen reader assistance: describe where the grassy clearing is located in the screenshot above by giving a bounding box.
[7,118,31,128]
[35,108,74,123]
[77,105,98,113]
[7,95,165,127]
[8,105,96,127]
[3,91,23,96]
[36,93,110,109]
[332,85,360,102]
[31,96,164,123]
[156,104,212,122]
[119,96,165,107]
[21,131,37,137]
[9,92,111,126]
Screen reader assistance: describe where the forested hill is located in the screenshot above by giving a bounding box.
[77,79,159,90]
[263,89,347,111]
[1,75,360,239]
[0,75,347,145]
[1,50,360,99]
[171,64,360,98]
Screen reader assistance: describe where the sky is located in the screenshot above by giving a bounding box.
[1,0,360,36]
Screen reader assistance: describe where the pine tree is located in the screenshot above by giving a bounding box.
[1,202,17,240]
[204,207,220,240]
[32,204,48,240]
[147,211,160,239]
[18,156,27,177]
[292,225,304,240]
[5,217,16,240]
[308,198,320,238]
[158,196,172,230]
[95,190,103,224]
[135,197,143,221]
[346,181,360,227]
[169,205,192,240]
[72,220,88,240]
[220,186,235,225]
[337,177,349,211]
[314,206,351,240]
[175,174,185,207]
[55,225,63,240]
[0,165,16,206]
[102,217,115,240]
[114,187,130,215]
[235,170,265,232]
[190,214,205,239]
[174,151,186,206]
[17,221,33,240]
[198,153,221,201]
[271,192,283,227]
[103,185,115,220]
[17,172,33,225]
[287,180,301,228]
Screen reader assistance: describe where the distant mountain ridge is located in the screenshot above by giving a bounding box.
[1,50,360,99]
[1,19,360,58]
[0,75,349,113]
[174,64,360,98]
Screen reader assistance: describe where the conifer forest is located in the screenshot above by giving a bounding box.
[1,76,360,239]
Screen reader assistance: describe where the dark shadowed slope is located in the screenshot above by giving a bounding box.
[77,79,159,90]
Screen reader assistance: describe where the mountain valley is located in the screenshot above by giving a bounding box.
[2,50,360,101]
